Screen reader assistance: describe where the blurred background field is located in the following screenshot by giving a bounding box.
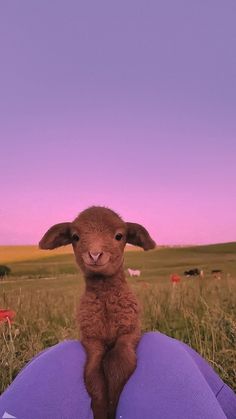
[0,242,235,394]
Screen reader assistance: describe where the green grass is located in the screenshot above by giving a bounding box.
[0,242,235,394]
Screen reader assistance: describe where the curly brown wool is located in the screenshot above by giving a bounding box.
[39,206,156,419]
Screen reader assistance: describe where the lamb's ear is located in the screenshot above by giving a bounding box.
[126,222,156,251]
[39,222,72,250]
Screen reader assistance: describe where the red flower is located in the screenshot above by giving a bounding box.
[170,274,181,283]
[0,309,16,324]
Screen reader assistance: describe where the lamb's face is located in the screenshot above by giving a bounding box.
[71,207,127,277]
[39,206,156,277]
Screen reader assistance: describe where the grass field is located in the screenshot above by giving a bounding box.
[0,242,235,394]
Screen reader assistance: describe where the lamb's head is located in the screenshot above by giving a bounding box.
[39,206,156,278]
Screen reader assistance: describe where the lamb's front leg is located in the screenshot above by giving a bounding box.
[83,339,108,419]
[103,331,140,419]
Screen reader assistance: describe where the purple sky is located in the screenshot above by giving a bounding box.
[0,1,236,245]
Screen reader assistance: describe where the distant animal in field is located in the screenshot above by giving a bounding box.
[211,269,222,279]
[170,274,181,283]
[184,268,200,277]
[39,206,155,419]
[0,265,11,279]
[128,268,141,277]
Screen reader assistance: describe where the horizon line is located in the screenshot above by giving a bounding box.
[0,241,235,248]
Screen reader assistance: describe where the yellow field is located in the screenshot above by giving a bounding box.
[0,244,140,264]
[0,245,74,264]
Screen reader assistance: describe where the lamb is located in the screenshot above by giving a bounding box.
[127,268,141,277]
[39,206,156,419]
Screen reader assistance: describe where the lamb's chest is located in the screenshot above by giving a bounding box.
[79,289,138,340]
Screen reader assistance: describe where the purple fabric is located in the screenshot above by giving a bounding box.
[0,332,235,419]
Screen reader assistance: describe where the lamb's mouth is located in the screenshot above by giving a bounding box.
[84,262,109,268]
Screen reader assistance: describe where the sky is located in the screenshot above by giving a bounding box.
[0,0,235,245]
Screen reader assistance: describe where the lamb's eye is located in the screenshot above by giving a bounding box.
[115,233,123,241]
[72,233,80,242]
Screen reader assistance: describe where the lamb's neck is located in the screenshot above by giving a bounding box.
[84,268,127,292]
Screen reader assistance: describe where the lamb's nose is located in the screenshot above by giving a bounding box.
[89,252,103,262]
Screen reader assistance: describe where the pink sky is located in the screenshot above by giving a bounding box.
[0,1,235,245]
